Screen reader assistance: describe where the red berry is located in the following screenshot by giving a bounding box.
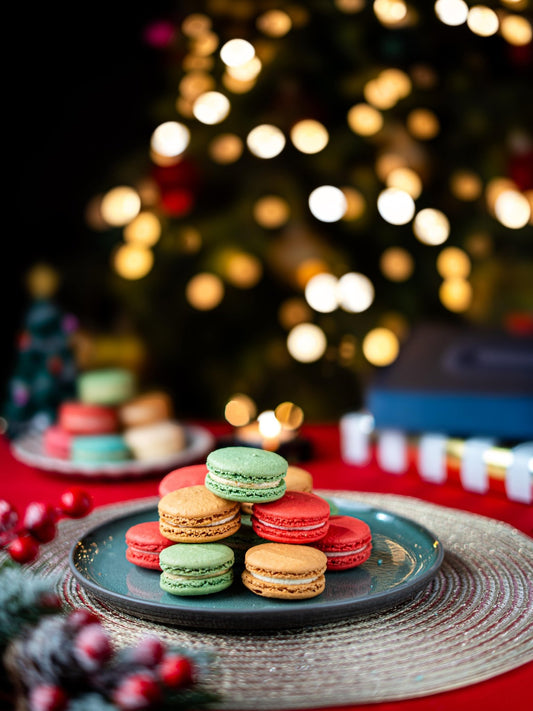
[28,684,68,711]
[8,533,39,564]
[67,608,100,630]
[73,623,113,671]
[23,502,57,541]
[130,636,166,667]
[158,654,194,689]
[59,487,93,518]
[113,672,161,711]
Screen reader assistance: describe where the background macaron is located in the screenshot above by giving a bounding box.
[125,521,174,570]
[119,391,174,428]
[71,433,131,463]
[205,446,287,503]
[160,542,234,596]
[285,465,313,493]
[158,485,241,542]
[312,515,372,570]
[252,491,330,544]
[58,401,120,435]
[77,367,136,406]
[124,420,186,461]
[43,425,72,459]
[242,542,327,600]
[158,464,207,497]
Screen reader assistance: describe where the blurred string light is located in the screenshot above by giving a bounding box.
[112,244,154,280]
[278,297,312,329]
[466,5,499,37]
[500,14,533,46]
[377,188,415,225]
[193,91,230,124]
[337,272,375,313]
[362,327,400,366]
[406,108,440,140]
[100,186,141,227]
[208,133,244,163]
[224,393,257,426]
[347,103,384,135]
[290,119,329,154]
[380,247,414,281]
[413,208,450,245]
[287,323,327,362]
[257,410,283,438]
[123,212,161,247]
[341,187,366,220]
[150,121,190,163]
[220,38,255,67]
[439,277,473,311]
[436,247,471,278]
[185,272,224,309]
[304,273,338,313]
[308,185,347,222]
[494,189,531,228]
[386,167,422,199]
[434,0,469,26]
[450,170,483,201]
[256,9,293,36]
[364,68,411,110]
[253,195,291,227]
[222,250,263,288]
[246,124,286,158]
[275,401,304,429]
[373,0,408,26]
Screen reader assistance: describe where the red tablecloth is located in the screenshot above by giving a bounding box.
[1,423,532,711]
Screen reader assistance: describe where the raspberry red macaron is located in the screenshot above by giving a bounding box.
[43,425,72,459]
[158,464,207,497]
[58,401,120,435]
[125,521,174,570]
[312,515,372,570]
[252,491,330,544]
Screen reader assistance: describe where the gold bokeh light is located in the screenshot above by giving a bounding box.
[101,186,141,227]
[380,247,414,281]
[193,91,231,124]
[186,272,224,310]
[362,328,400,366]
[208,133,244,163]
[225,393,257,426]
[413,208,450,245]
[287,323,327,363]
[113,244,154,280]
[347,103,384,136]
[123,212,161,247]
[439,277,473,311]
[253,195,290,228]
[436,247,471,278]
[290,119,329,154]
[256,9,293,36]
[246,124,286,158]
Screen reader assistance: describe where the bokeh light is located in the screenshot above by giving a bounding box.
[436,247,471,278]
[256,9,293,36]
[439,277,473,311]
[450,171,483,201]
[467,5,499,37]
[275,401,304,429]
[208,133,244,163]
[278,298,313,329]
[287,323,327,362]
[225,393,257,426]
[290,119,329,154]
[257,410,283,438]
[380,247,414,281]
[308,185,347,222]
[500,15,532,45]
[179,72,215,100]
[253,195,290,228]
[305,273,339,313]
[362,328,400,366]
[226,56,262,81]
[341,187,366,220]
[246,124,286,158]
[150,121,190,159]
[123,212,161,247]
[193,91,231,124]
[406,108,440,139]
[347,103,384,136]
[485,177,517,214]
[434,0,468,26]
[377,188,415,225]
[224,251,263,288]
[220,39,255,67]
[337,272,375,313]
[413,208,450,245]
[186,272,224,309]
[386,167,423,199]
[373,0,408,26]
[181,13,212,38]
[113,244,154,280]
[100,186,141,227]
[494,190,531,228]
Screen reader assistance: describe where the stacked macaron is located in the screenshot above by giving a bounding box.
[149,446,374,601]
[43,368,187,464]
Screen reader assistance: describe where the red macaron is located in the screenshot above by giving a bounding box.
[251,491,330,544]
[312,515,372,570]
[125,521,174,570]
[43,425,72,459]
[58,401,120,435]
[158,464,208,497]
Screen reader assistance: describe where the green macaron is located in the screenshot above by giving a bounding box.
[159,543,234,596]
[205,446,288,503]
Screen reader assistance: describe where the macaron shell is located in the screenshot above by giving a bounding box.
[252,491,330,544]
[43,425,71,459]
[313,515,372,571]
[159,543,234,596]
[158,464,208,497]
[119,391,173,428]
[58,401,120,435]
[161,570,233,596]
[77,368,136,406]
[158,485,241,542]
[125,521,173,571]
[206,446,288,478]
[124,420,186,461]
[71,434,131,463]
[242,543,327,600]
[204,472,286,503]
[285,465,313,492]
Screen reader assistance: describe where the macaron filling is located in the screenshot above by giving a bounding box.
[254,517,327,531]
[207,472,283,489]
[324,543,370,557]
[163,567,232,581]
[249,572,321,585]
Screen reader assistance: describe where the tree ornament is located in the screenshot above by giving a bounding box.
[158,654,194,689]
[112,672,162,711]
[28,683,68,711]
[23,502,58,543]
[73,624,113,672]
[59,488,93,519]
[8,533,40,564]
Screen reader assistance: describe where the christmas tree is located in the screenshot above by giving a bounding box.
[78,0,532,421]
[3,265,79,438]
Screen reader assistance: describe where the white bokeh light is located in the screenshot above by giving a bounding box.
[220,38,255,67]
[494,190,531,229]
[434,0,468,26]
[413,208,450,245]
[377,188,415,225]
[257,410,283,438]
[193,91,231,124]
[246,124,286,158]
[287,323,327,363]
[150,121,190,157]
[305,273,339,313]
[337,272,375,313]
[308,185,347,222]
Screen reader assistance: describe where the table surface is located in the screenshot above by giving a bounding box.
[1,422,532,711]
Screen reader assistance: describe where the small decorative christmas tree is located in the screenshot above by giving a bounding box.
[2,264,79,439]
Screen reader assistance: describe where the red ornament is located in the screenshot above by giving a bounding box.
[160,188,195,217]
[23,502,58,542]
[67,608,100,630]
[158,654,194,689]
[73,623,113,671]
[28,684,68,711]
[59,487,93,518]
[130,636,166,667]
[8,533,40,564]
[112,672,162,711]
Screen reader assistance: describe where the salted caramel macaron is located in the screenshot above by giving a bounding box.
[124,420,186,461]
[158,485,241,543]
[119,391,174,428]
[285,465,313,493]
[242,542,327,600]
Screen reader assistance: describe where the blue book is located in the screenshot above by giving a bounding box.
[364,322,533,440]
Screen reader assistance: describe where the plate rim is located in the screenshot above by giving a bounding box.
[68,498,444,629]
[10,424,216,478]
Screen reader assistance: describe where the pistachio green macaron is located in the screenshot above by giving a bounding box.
[159,543,234,596]
[205,446,288,503]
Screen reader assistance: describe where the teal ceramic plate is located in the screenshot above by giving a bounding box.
[69,498,443,630]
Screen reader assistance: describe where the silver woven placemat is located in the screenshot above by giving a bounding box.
[17,492,533,709]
